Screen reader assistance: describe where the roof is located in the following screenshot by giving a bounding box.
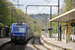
[49,8,75,22]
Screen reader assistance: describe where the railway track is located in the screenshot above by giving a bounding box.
[31,35,51,50]
[9,45,25,50]
[0,41,12,50]
[0,35,51,50]
[0,41,25,50]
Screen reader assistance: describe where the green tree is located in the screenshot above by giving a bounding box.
[64,0,75,12]
[0,0,10,25]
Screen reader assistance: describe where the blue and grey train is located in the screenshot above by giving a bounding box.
[11,23,34,44]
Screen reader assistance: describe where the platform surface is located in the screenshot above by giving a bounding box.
[41,35,75,50]
[0,38,10,46]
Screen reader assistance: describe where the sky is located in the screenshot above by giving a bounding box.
[9,0,64,14]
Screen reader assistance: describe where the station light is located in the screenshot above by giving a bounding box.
[71,22,75,27]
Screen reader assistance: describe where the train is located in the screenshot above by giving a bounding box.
[11,23,34,44]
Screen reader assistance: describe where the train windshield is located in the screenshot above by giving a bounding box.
[13,27,18,32]
[19,27,25,32]
[13,27,25,32]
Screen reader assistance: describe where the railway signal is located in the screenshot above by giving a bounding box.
[42,29,44,31]
[48,28,53,30]
[71,22,75,27]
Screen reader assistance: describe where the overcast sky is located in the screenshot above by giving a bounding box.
[9,0,64,14]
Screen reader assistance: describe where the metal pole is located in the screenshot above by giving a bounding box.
[68,23,70,42]
[35,23,36,36]
[24,18,25,23]
[55,27,56,40]
[26,5,58,14]
[50,6,52,38]
[58,0,60,41]
[27,5,58,7]
[73,27,74,41]
[60,26,61,41]
[26,6,30,27]
[63,29,65,39]
[26,6,28,14]
[18,0,19,8]
[25,5,58,37]
[67,25,68,43]
[45,14,47,36]
[70,26,71,40]
[26,6,31,38]
[17,0,21,22]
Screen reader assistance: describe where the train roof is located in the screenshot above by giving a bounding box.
[12,23,26,25]
[12,23,27,26]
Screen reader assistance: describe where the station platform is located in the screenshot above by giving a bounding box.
[0,38,10,46]
[41,35,75,50]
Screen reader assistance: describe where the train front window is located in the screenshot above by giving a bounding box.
[19,27,25,32]
[13,27,25,32]
[13,27,19,32]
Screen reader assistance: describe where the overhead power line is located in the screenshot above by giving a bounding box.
[36,0,51,14]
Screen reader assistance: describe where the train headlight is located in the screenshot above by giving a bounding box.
[21,34,25,36]
[13,34,16,36]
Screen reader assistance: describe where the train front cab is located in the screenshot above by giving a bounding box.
[11,23,27,44]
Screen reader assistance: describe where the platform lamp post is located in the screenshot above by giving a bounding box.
[58,0,60,41]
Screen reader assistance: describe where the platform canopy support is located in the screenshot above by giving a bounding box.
[49,8,75,42]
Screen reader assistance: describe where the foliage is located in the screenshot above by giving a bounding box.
[37,33,41,35]
[0,23,4,27]
[31,22,41,33]
[0,0,10,25]
[63,0,75,12]
[0,1,27,26]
